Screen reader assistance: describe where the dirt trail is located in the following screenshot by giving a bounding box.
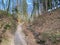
[14,23,27,45]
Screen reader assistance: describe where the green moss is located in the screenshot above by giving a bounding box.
[4,24,11,30]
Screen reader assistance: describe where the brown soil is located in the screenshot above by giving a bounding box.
[0,12,17,44]
[23,8,60,45]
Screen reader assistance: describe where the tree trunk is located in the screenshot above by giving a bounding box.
[7,0,10,13]
[45,0,48,12]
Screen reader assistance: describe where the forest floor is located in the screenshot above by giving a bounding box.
[23,8,60,45]
[0,8,60,45]
[0,11,17,45]
[0,11,28,45]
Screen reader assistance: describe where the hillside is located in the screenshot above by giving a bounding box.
[23,8,60,45]
[0,11,17,45]
[0,8,60,45]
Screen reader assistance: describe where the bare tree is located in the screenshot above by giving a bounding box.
[31,0,39,17]
[7,0,11,13]
[45,0,48,11]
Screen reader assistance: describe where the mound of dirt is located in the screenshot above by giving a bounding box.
[23,8,60,45]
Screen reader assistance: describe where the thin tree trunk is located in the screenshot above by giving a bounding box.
[7,0,10,13]
[45,0,48,12]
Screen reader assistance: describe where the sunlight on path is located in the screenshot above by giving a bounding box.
[14,23,27,45]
